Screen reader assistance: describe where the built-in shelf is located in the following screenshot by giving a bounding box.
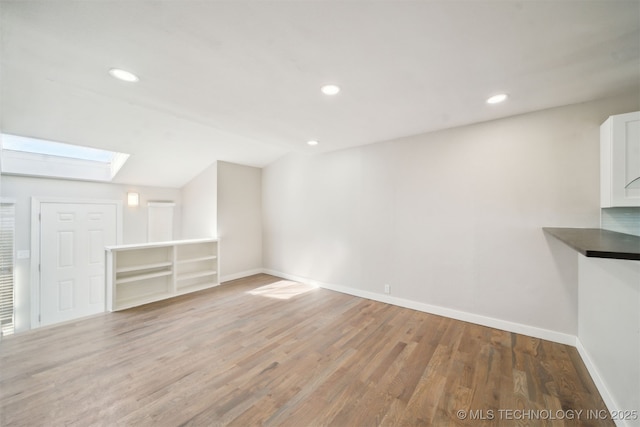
[177,255,217,265]
[116,270,173,285]
[116,261,173,274]
[116,292,173,311]
[106,238,219,311]
[177,270,218,281]
[176,282,217,295]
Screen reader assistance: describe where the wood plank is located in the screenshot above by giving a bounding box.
[0,274,614,426]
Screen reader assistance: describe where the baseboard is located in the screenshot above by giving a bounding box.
[262,268,576,346]
[220,268,265,283]
[576,339,626,427]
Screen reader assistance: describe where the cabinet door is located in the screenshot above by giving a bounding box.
[601,111,640,207]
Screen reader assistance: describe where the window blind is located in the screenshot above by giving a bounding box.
[0,203,15,337]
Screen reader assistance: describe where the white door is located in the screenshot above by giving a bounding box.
[40,203,117,326]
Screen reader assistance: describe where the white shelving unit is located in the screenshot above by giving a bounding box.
[106,238,218,311]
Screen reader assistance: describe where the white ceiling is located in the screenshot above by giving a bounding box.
[1,1,639,188]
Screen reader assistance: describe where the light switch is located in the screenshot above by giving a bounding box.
[17,250,30,259]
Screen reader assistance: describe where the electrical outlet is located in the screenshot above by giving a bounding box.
[384,284,390,294]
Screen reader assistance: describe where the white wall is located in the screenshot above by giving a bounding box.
[262,93,640,339]
[577,256,640,425]
[217,161,262,282]
[1,175,182,333]
[181,162,218,239]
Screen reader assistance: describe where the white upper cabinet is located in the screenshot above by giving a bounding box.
[601,111,640,207]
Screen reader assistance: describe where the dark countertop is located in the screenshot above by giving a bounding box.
[543,227,640,261]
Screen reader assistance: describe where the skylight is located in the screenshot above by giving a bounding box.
[3,135,117,162]
[1,134,130,182]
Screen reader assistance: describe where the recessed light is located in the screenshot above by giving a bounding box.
[109,68,139,82]
[307,140,319,146]
[486,93,508,104]
[321,85,340,95]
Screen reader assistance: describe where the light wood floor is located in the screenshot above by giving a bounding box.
[1,274,612,426]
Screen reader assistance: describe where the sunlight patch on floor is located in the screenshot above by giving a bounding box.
[246,280,317,300]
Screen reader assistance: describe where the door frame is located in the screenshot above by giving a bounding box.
[30,197,123,329]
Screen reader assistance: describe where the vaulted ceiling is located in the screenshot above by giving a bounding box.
[1,1,639,188]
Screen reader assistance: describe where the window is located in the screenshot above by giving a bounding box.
[0,202,15,337]
[1,134,130,182]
